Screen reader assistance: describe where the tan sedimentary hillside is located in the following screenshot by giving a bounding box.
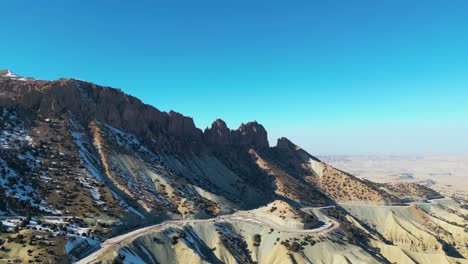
[258,137,400,204]
[382,182,444,201]
[339,198,468,263]
[88,196,468,264]
[249,148,332,207]
[319,155,468,202]
[91,217,381,264]
[236,200,322,229]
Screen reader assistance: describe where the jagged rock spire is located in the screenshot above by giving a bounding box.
[204,119,269,148]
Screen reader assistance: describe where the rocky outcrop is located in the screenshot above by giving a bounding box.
[274,137,321,163]
[0,78,203,145]
[204,120,269,149]
[204,119,231,145]
[0,77,270,151]
[168,111,202,139]
[233,121,269,148]
[276,137,297,151]
[0,69,14,77]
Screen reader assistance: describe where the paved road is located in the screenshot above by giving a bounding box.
[75,211,339,264]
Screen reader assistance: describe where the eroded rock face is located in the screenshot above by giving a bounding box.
[233,121,269,149]
[204,119,269,149]
[204,119,231,145]
[168,111,202,139]
[0,78,269,151]
[0,78,204,144]
[276,137,297,151]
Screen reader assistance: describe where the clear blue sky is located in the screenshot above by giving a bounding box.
[2,0,467,155]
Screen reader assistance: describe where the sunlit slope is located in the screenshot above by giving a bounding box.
[96,220,380,264]
[341,199,468,262]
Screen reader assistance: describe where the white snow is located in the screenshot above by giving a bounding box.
[126,205,145,219]
[0,69,34,81]
[66,236,100,254]
[0,109,34,149]
[43,219,67,225]
[71,131,103,181]
[1,219,21,229]
[0,157,41,207]
[70,130,107,206]
[104,124,160,162]
[4,69,18,77]
[0,108,62,214]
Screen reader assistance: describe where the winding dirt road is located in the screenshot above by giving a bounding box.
[75,197,451,263]
[75,211,339,264]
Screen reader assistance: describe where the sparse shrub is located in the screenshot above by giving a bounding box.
[170,235,179,245]
[253,234,261,247]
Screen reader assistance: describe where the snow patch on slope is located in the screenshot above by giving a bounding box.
[0,69,34,81]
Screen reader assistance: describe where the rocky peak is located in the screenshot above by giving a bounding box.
[203,120,269,149]
[212,118,228,129]
[168,111,202,139]
[276,137,297,151]
[233,121,269,149]
[274,137,321,162]
[0,69,35,81]
[0,69,13,76]
[0,69,19,78]
[204,119,231,145]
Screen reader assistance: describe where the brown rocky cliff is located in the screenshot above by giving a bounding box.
[0,78,271,150]
[204,119,231,145]
[234,121,269,148]
[204,119,269,149]
[0,78,202,144]
[274,137,321,162]
[276,137,297,151]
[168,111,202,139]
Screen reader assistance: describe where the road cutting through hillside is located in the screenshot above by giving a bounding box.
[302,196,451,210]
[75,197,452,263]
[75,211,339,264]
[336,196,450,207]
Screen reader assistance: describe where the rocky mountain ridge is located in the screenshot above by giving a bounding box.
[0,76,269,153]
[1,71,466,264]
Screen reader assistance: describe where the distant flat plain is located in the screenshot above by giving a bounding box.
[319,155,468,199]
